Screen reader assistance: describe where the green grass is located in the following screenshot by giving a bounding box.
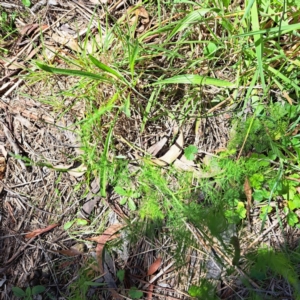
[18,0,300,298]
[0,10,17,53]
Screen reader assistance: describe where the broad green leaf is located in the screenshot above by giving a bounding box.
[293,195,300,208]
[153,74,234,87]
[252,190,267,202]
[115,186,129,196]
[36,63,110,82]
[12,287,26,297]
[222,0,230,8]
[22,0,31,7]
[184,145,198,160]
[26,287,31,296]
[188,285,202,297]
[131,192,140,199]
[31,285,45,295]
[203,42,217,57]
[64,220,75,230]
[224,210,239,224]
[117,269,125,282]
[119,197,127,205]
[288,200,297,211]
[128,287,143,299]
[76,218,88,226]
[259,206,272,220]
[236,202,247,219]
[128,198,137,211]
[287,211,298,227]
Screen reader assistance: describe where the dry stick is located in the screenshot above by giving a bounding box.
[4,237,35,265]
[185,221,242,299]
[0,2,22,8]
[185,221,260,290]
[0,100,55,124]
[142,261,175,289]
[2,123,26,170]
[241,219,279,256]
[4,8,76,68]
[2,78,23,99]
[69,2,98,28]
[0,181,58,215]
[71,0,120,37]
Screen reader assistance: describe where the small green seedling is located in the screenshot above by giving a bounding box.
[114,186,140,211]
[12,285,45,299]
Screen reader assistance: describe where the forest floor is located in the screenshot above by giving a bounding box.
[1,0,300,299]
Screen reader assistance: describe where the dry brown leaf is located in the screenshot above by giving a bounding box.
[26,45,42,61]
[147,257,162,276]
[296,186,300,194]
[19,24,39,36]
[0,156,6,180]
[87,224,124,273]
[57,247,83,257]
[51,32,80,52]
[25,223,59,239]
[53,163,73,170]
[147,137,167,156]
[136,7,150,24]
[0,145,7,180]
[244,177,252,222]
[147,283,154,300]
[153,131,183,165]
[282,91,294,105]
[0,145,8,159]
[78,178,100,219]
[67,164,87,177]
[52,163,87,177]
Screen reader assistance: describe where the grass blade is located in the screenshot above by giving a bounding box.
[241,0,255,21]
[152,74,234,87]
[36,63,110,81]
[141,86,161,133]
[100,113,118,197]
[168,9,213,40]
[234,23,300,38]
[251,0,265,88]
[267,65,300,93]
[88,54,123,80]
